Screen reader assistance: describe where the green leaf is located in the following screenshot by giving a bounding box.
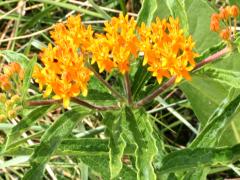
[31,0,104,18]
[19,5,56,34]
[229,0,240,6]
[180,51,240,146]
[0,156,30,168]
[57,139,109,155]
[131,62,151,100]
[196,67,240,88]
[124,107,157,180]
[5,106,52,149]
[103,111,126,179]
[158,144,240,174]
[23,107,90,180]
[190,94,240,148]
[87,0,111,20]
[185,0,220,53]
[22,55,37,99]
[137,0,170,25]
[0,50,29,68]
[166,0,188,32]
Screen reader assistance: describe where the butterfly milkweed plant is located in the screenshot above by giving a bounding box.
[2,0,240,179]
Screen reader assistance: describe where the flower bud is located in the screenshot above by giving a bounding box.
[3,65,12,77]
[11,95,21,103]
[210,20,220,32]
[0,114,7,122]
[231,5,239,17]
[5,100,14,110]
[220,29,230,40]
[219,7,230,20]
[1,82,11,91]
[8,110,17,119]
[10,62,21,73]
[211,13,220,21]
[0,93,7,103]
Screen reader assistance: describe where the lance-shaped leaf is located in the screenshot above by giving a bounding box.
[103,111,127,178]
[22,55,37,99]
[158,144,240,174]
[5,106,52,149]
[124,107,158,180]
[23,107,90,180]
[190,94,240,148]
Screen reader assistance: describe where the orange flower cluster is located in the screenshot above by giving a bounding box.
[0,62,23,121]
[138,17,198,83]
[0,62,24,91]
[33,14,198,107]
[90,13,139,74]
[33,15,92,108]
[210,5,239,40]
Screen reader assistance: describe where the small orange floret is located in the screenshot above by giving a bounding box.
[219,7,230,20]
[211,13,220,21]
[10,62,21,73]
[231,5,239,17]
[210,20,220,32]
[220,29,230,40]
[0,75,11,91]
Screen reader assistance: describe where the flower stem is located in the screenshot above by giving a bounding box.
[134,47,230,108]
[27,98,120,111]
[87,64,125,101]
[71,97,119,111]
[124,72,132,105]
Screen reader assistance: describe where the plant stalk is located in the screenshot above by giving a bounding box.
[124,72,132,105]
[87,64,124,101]
[27,97,119,111]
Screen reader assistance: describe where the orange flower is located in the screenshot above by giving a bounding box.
[231,5,239,17]
[90,13,140,74]
[210,5,239,40]
[138,17,198,83]
[220,29,231,40]
[0,62,24,91]
[32,15,92,108]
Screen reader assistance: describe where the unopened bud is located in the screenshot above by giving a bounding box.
[0,93,7,103]
[3,65,12,77]
[5,100,14,110]
[219,7,230,20]
[211,13,220,21]
[8,110,17,119]
[210,20,220,32]
[10,62,21,73]
[11,95,21,103]
[220,29,230,40]
[231,5,239,17]
[1,82,11,91]
[0,114,7,122]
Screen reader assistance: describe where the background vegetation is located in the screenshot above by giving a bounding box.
[1,0,240,179]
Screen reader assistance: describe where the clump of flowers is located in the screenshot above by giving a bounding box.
[33,15,93,108]
[0,62,24,121]
[210,5,239,40]
[0,62,24,91]
[138,17,198,83]
[33,14,199,107]
[90,13,140,74]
